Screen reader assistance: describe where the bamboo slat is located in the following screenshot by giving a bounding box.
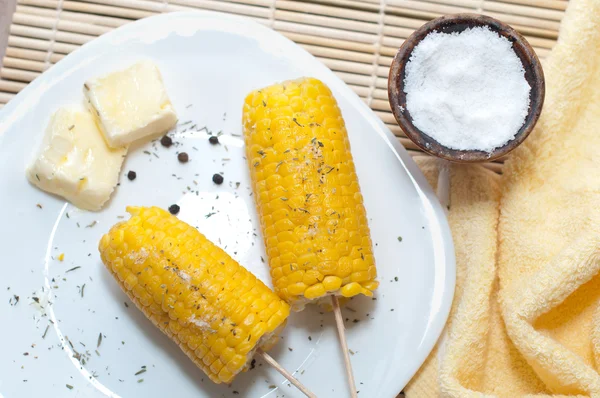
[277,0,382,23]
[62,1,154,19]
[273,20,376,43]
[3,57,47,72]
[0,80,27,93]
[488,0,567,11]
[10,24,96,45]
[333,71,374,87]
[0,0,569,173]
[6,47,63,63]
[1,67,41,82]
[17,4,132,27]
[302,43,376,64]
[274,9,380,34]
[482,10,562,30]
[383,14,436,30]
[482,1,565,20]
[0,92,15,103]
[17,0,60,10]
[305,0,381,10]
[13,13,112,36]
[281,31,379,54]
[168,0,272,18]
[8,36,78,53]
[386,1,477,16]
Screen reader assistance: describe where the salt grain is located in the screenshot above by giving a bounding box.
[404,26,531,152]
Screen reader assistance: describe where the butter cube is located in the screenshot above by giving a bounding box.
[26,107,126,211]
[84,61,177,148]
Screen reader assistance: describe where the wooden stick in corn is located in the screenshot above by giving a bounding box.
[258,350,317,398]
[98,206,296,386]
[332,295,358,398]
[243,77,379,310]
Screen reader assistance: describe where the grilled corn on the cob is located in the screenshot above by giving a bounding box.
[243,78,378,310]
[98,206,290,384]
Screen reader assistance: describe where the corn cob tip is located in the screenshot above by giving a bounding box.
[125,205,141,216]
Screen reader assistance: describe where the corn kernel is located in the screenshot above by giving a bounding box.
[227,355,247,372]
[202,352,216,367]
[351,271,371,283]
[210,359,224,375]
[288,270,304,284]
[302,269,321,285]
[210,338,227,357]
[287,282,308,295]
[362,281,380,291]
[218,367,234,383]
[304,283,326,299]
[352,258,370,272]
[322,276,342,292]
[340,282,363,297]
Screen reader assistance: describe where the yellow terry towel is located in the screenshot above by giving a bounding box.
[407,157,502,397]
[405,0,600,396]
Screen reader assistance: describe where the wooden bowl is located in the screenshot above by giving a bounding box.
[388,14,545,163]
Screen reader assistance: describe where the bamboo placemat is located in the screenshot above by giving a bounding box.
[0,0,567,172]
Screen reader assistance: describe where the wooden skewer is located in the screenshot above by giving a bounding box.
[257,350,317,398]
[331,295,358,398]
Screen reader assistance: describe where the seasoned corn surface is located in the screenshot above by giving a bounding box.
[98,206,290,383]
[243,78,378,309]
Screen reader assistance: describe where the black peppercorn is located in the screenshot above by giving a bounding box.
[160,135,173,148]
[127,171,136,181]
[168,204,180,215]
[209,136,219,145]
[177,152,189,163]
[212,174,224,185]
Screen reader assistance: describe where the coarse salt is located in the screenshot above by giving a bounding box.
[403,26,531,152]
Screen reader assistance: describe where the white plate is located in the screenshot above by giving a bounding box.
[0,12,454,398]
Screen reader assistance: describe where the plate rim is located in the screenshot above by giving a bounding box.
[0,10,456,396]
